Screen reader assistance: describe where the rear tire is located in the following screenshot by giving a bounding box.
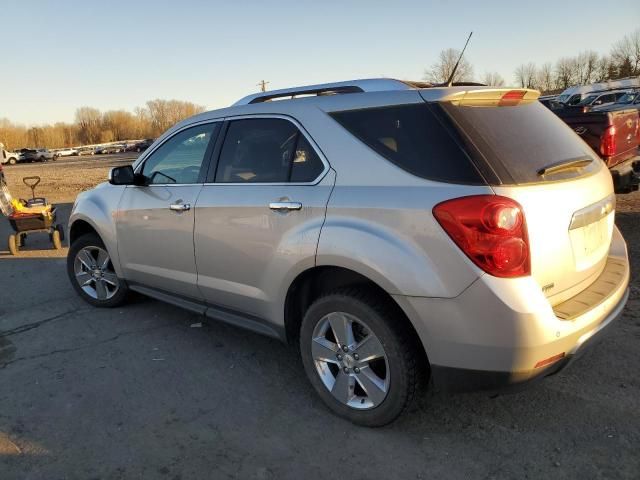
[8,234,18,255]
[67,233,128,307]
[52,230,62,250]
[8,158,16,165]
[300,287,423,427]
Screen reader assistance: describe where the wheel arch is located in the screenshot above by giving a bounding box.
[68,188,124,277]
[69,219,98,245]
[284,265,429,367]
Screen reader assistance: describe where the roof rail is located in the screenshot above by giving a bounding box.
[232,78,424,106]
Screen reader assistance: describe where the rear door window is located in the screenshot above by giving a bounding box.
[215,118,325,183]
[330,104,484,184]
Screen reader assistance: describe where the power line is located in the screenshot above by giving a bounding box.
[257,80,270,92]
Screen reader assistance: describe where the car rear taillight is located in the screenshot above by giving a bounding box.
[433,195,530,278]
[600,125,616,157]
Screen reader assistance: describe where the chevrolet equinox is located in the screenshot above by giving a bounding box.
[67,79,630,426]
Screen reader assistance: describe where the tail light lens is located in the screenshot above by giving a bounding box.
[600,125,616,157]
[498,90,526,106]
[433,195,530,278]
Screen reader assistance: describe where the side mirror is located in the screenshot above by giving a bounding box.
[109,165,145,185]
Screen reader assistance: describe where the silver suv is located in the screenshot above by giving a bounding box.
[67,79,630,426]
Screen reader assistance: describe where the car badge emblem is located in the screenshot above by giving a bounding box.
[574,126,587,135]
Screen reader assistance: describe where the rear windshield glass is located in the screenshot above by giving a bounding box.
[330,104,484,184]
[440,101,599,184]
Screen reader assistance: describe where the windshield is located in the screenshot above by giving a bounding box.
[567,94,584,105]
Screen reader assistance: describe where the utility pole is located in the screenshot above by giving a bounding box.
[257,80,270,92]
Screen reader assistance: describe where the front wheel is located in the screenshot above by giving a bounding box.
[300,288,423,427]
[8,158,16,165]
[67,233,128,307]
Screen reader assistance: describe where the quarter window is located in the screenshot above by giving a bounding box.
[215,118,324,183]
[141,123,218,185]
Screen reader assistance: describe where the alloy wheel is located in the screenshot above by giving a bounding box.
[311,312,389,409]
[73,246,119,300]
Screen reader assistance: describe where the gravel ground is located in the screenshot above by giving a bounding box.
[0,157,638,479]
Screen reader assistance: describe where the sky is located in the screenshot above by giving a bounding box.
[1,0,638,125]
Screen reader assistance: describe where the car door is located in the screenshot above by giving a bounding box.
[194,116,334,323]
[116,122,220,300]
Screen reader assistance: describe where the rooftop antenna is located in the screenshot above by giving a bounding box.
[445,31,473,87]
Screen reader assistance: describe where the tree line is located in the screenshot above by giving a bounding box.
[425,29,640,92]
[0,99,205,151]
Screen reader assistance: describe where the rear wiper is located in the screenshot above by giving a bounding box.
[537,157,593,176]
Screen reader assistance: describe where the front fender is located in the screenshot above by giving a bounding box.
[69,183,125,277]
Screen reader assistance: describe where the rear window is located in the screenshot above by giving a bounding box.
[440,101,599,184]
[330,104,483,184]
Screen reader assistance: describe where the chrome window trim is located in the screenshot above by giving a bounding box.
[202,113,330,187]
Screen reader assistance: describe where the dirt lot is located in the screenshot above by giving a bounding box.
[1,157,639,479]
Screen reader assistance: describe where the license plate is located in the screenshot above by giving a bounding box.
[570,216,611,271]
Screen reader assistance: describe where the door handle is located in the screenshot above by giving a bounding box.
[169,203,191,212]
[269,201,302,212]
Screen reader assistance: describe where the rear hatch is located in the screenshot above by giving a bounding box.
[429,89,616,305]
[556,107,640,167]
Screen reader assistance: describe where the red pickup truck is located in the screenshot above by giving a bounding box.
[555,106,640,193]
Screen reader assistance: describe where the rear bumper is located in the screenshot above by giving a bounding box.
[610,155,640,194]
[394,225,630,392]
[430,286,628,392]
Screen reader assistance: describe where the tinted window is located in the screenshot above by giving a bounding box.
[330,104,483,184]
[142,123,218,185]
[440,100,599,184]
[290,134,325,182]
[215,118,324,183]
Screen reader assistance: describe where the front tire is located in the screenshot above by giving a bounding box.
[300,288,422,427]
[67,233,128,307]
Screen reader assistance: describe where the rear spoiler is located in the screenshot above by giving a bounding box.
[440,88,540,107]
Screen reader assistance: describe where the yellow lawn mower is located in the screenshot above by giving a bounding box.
[0,175,64,255]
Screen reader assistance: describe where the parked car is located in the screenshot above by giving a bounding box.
[67,79,630,426]
[19,148,55,162]
[592,91,640,112]
[54,147,78,157]
[96,144,125,155]
[1,149,20,165]
[555,106,640,193]
[572,90,629,109]
[539,95,562,110]
[77,147,96,156]
[556,77,640,105]
[127,139,154,153]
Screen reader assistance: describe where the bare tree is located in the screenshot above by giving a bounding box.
[102,110,138,141]
[481,71,505,86]
[75,107,103,144]
[611,29,640,76]
[146,99,206,137]
[514,63,537,89]
[424,48,474,84]
[536,62,554,92]
[555,57,575,89]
